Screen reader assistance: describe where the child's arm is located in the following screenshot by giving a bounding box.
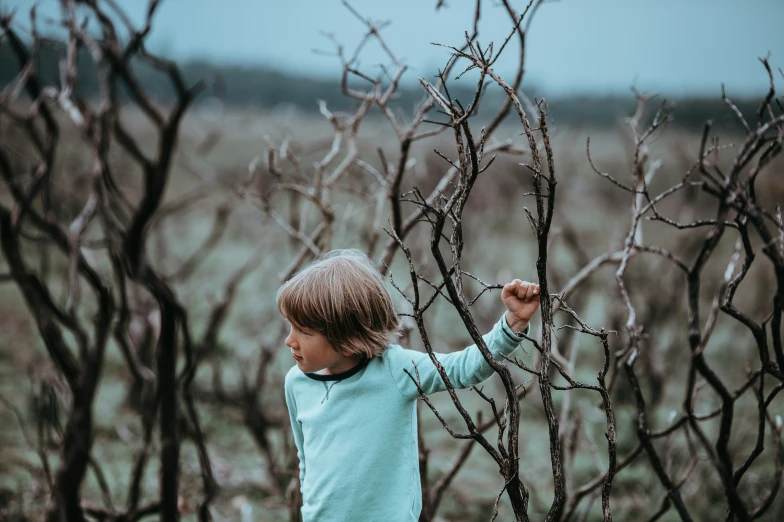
[284,372,306,486]
[387,280,540,399]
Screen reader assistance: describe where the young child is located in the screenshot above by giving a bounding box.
[279,249,540,521]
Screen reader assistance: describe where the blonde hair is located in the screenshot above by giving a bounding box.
[276,249,400,358]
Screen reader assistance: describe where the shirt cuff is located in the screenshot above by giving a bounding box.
[501,313,530,342]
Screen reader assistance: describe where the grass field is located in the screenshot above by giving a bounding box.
[1,101,783,521]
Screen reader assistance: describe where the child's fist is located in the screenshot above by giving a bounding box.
[501,279,540,333]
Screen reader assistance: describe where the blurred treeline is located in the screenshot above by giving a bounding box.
[0,39,760,129]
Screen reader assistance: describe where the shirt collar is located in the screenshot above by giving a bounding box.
[304,357,370,381]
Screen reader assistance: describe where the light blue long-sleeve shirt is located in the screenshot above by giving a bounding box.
[284,315,527,521]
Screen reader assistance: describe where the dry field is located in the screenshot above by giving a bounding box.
[1,99,783,521]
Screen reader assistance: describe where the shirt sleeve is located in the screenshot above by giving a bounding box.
[284,371,306,486]
[385,314,529,400]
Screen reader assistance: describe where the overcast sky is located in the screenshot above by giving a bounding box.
[4,0,783,96]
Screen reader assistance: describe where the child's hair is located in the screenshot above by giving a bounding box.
[276,249,400,358]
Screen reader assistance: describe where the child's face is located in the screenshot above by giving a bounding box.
[285,322,362,374]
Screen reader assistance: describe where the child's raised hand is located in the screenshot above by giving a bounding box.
[501,279,540,333]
